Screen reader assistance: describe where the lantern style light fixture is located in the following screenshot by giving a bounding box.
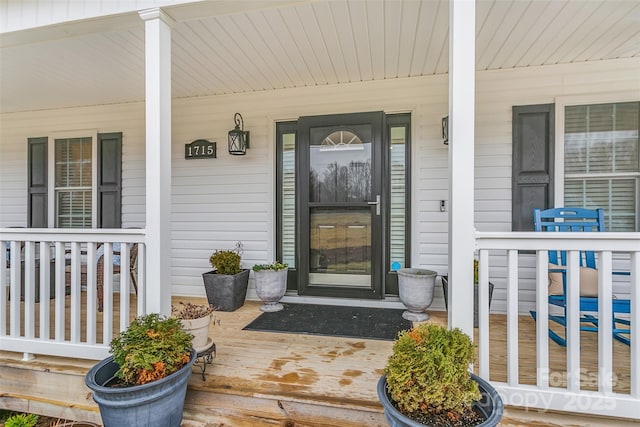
[228,112,250,155]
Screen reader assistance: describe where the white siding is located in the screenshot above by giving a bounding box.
[474,57,640,313]
[168,75,449,296]
[0,103,146,229]
[1,57,638,310]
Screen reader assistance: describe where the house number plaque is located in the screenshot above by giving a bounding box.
[185,139,216,159]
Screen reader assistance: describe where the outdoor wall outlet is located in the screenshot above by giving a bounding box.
[440,200,446,212]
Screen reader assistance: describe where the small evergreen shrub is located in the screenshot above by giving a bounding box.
[384,323,480,416]
[5,413,38,427]
[209,242,244,275]
[252,261,288,272]
[110,313,193,386]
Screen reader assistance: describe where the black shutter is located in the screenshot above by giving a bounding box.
[97,132,122,228]
[28,137,48,228]
[512,104,555,231]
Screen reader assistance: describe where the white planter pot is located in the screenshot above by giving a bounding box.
[397,268,437,321]
[179,314,211,351]
[254,268,288,312]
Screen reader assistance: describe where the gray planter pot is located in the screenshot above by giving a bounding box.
[202,269,250,311]
[441,276,495,328]
[254,268,288,312]
[397,268,437,321]
[377,374,504,427]
[85,349,196,427]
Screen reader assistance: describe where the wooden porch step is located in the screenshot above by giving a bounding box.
[182,388,385,426]
[179,298,390,426]
[0,351,387,427]
[3,354,635,427]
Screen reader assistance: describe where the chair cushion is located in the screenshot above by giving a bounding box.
[548,263,598,297]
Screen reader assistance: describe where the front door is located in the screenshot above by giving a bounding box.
[297,112,384,298]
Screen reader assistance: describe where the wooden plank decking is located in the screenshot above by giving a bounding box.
[1,294,635,426]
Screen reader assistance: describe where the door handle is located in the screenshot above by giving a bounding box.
[367,195,381,216]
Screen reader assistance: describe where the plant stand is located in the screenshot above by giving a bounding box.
[194,340,216,381]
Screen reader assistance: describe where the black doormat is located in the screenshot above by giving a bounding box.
[243,303,412,341]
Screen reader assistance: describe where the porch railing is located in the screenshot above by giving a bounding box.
[0,228,147,361]
[475,231,639,420]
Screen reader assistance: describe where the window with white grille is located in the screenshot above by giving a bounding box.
[55,137,92,228]
[564,102,639,231]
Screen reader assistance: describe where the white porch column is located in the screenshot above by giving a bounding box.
[139,8,175,315]
[447,0,476,336]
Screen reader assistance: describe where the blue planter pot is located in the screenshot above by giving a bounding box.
[85,349,196,427]
[377,374,503,427]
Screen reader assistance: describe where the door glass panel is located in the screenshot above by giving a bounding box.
[389,126,406,271]
[309,129,372,202]
[281,132,296,268]
[309,208,371,287]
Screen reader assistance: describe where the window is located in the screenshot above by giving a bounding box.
[55,137,92,228]
[28,133,121,229]
[386,114,410,287]
[389,126,408,268]
[278,123,297,269]
[564,102,639,231]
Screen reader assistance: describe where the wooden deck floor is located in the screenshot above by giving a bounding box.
[1,294,634,426]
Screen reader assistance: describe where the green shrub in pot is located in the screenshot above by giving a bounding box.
[377,323,503,426]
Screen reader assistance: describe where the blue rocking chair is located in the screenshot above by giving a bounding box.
[530,207,630,346]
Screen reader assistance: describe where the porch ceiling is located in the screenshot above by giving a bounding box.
[1,0,639,114]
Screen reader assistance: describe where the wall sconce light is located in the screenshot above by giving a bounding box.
[228,112,250,155]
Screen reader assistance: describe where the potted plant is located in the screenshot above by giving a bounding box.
[2,412,99,427]
[396,268,437,321]
[377,323,503,427]
[172,301,215,352]
[84,313,196,427]
[202,242,250,311]
[252,261,288,312]
[442,259,495,327]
